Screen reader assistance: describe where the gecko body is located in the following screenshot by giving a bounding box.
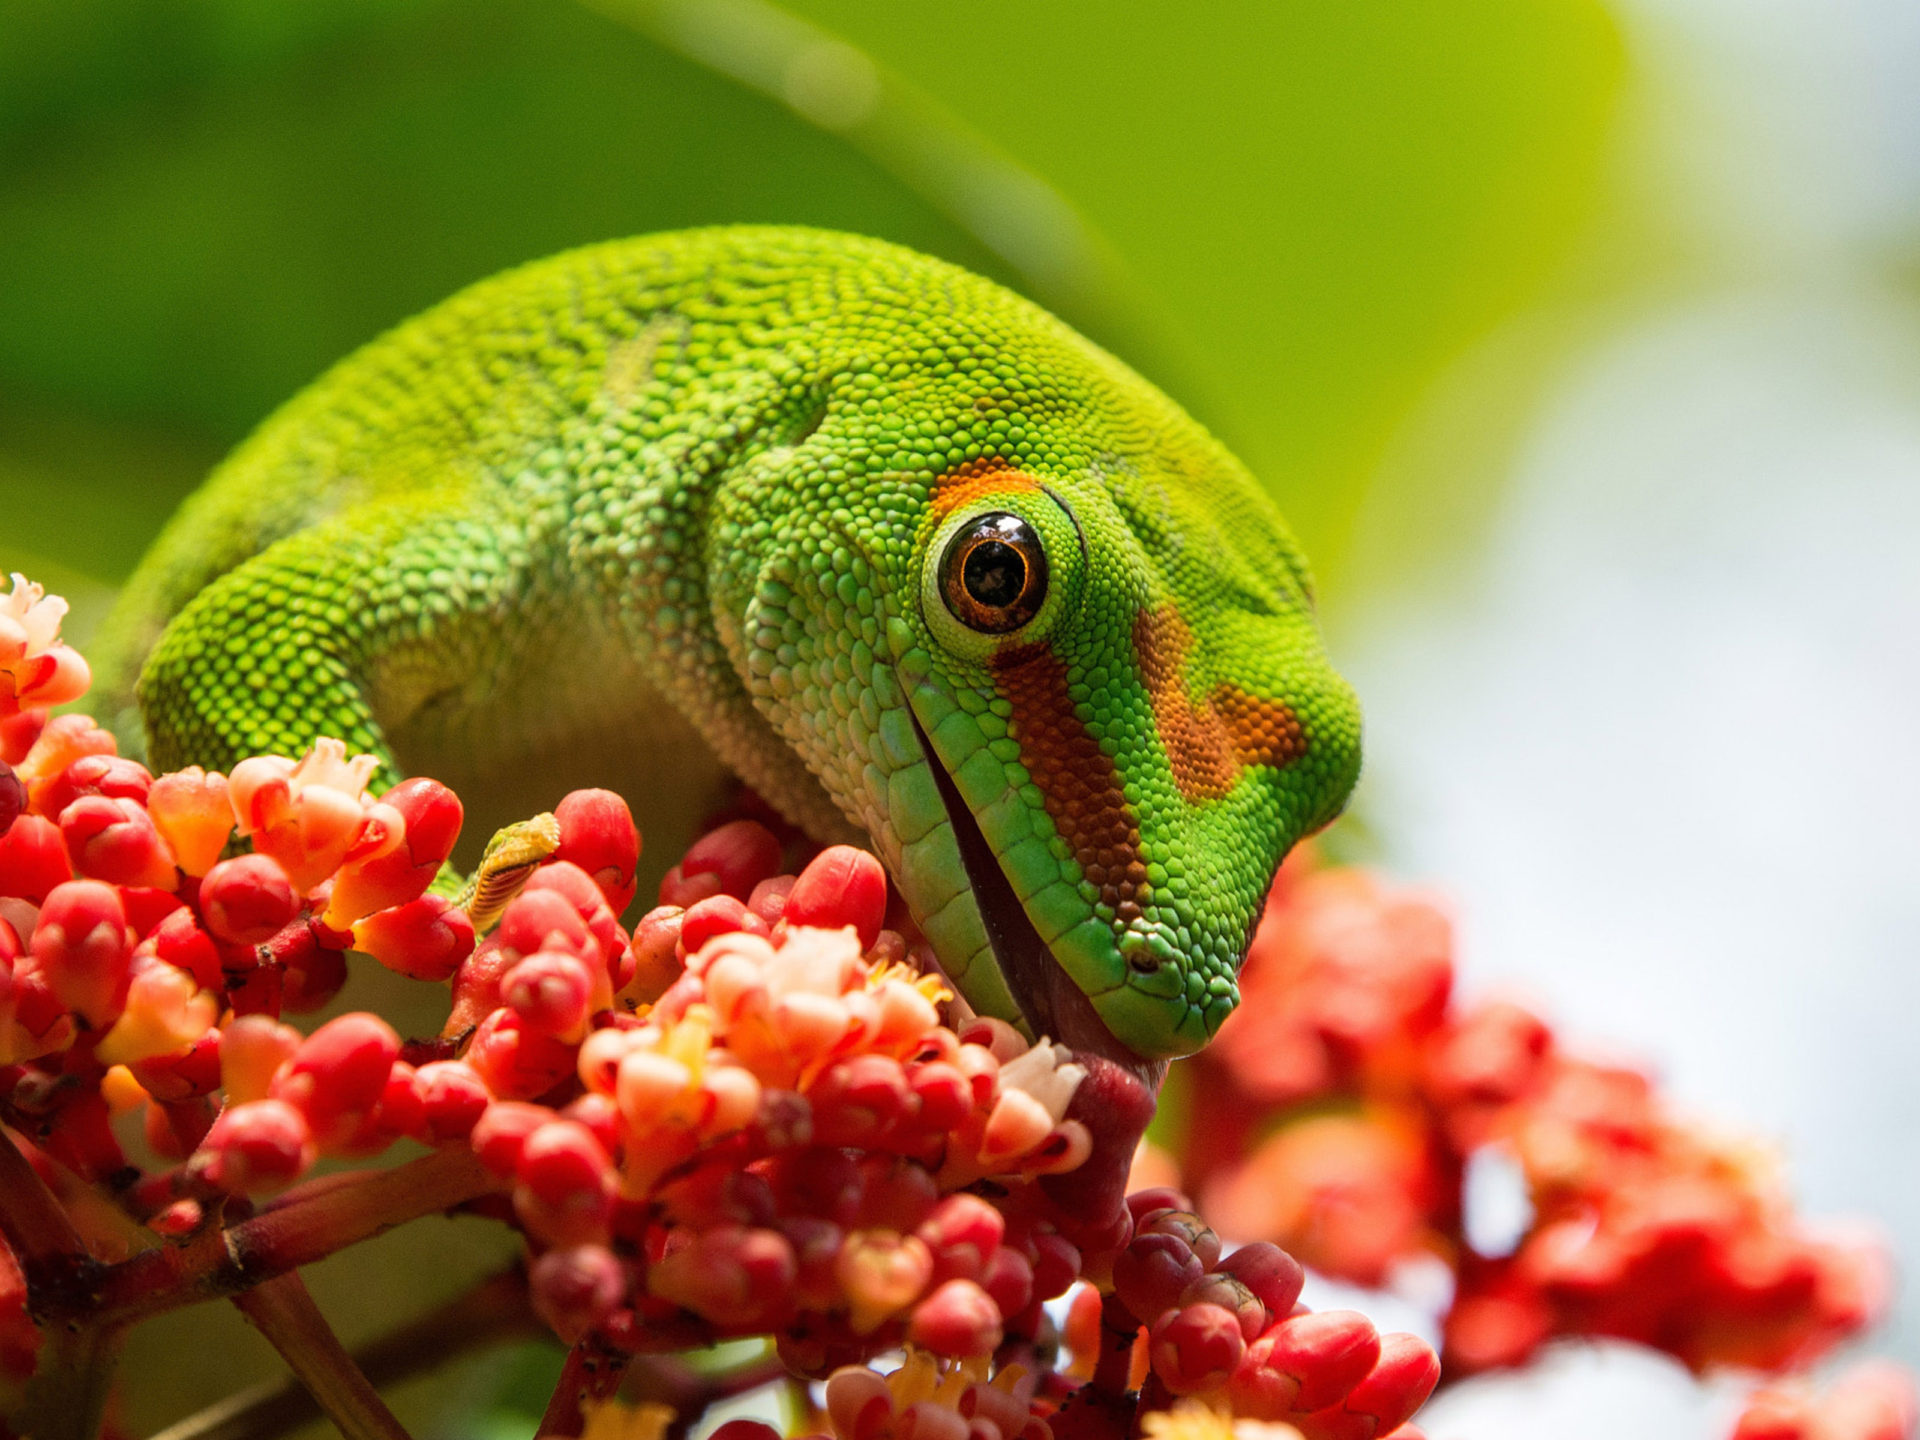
[95,227,1361,1074]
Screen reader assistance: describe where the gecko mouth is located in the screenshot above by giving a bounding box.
[908,708,1167,1098]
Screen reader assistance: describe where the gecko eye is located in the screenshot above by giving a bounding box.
[940,512,1049,634]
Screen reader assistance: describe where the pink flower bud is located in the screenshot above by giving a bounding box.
[0,813,71,903]
[198,1098,316,1194]
[60,795,178,891]
[623,905,684,1003]
[747,874,794,925]
[531,1243,627,1345]
[1179,1271,1266,1343]
[39,754,152,819]
[1112,1232,1205,1326]
[1031,1232,1081,1303]
[810,1054,910,1148]
[410,1060,491,1145]
[1151,1302,1246,1395]
[521,863,623,965]
[908,1278,1004,1358]
[470,1100,555,1177]
[679,820,783,900]
[351,893,474,982]
[1329,1332,1441,1440]
[1216,1242,1307,1321]
[680,894,766,953]
[3,645,88,714]
[917,1194,1006,1286]
[554,789,640,915]
[909,1061,971,1132]
[95,955,217,1065]
[466,1008,576,1100]
[31,879,130,1027]
[982,1246,1034,1320]
[648,1224,798,1328]
[1136,1210,1223,1270]
[141,908,222,990]
[146,767,234,878]
[0,709,44,766]
[15,713,115,813]
[221,1014,303,1103]
[514,1119,614,1246]
[836,1229,933,1334]
[785,845,888,950]
[501,951,598,1039]
[1252,1310,1383,1414]
[658,863,724,909]
[269,1012,401,1151]
[130,1028,223,1101]
[200,853,299,945]
[499,888,593,962]
[321,776,462,928]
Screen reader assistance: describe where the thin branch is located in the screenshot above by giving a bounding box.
[143,1266,539,1440]
[231,1272,412,1440]
[75,1148,495,1326]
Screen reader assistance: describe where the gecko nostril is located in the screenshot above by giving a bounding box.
[1127,951,1161,974]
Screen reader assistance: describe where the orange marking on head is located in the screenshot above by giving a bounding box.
[928,461,1041,522]
[1133,606,1307,804]
[991,642,1149,922]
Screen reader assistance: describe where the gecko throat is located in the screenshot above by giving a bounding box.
[907,706,1166,1094]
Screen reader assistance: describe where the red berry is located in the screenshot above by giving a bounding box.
[679,894,765,954]
[1112,1232,1206,1326]
[810,1054,910,1148]
[352,893,475,982]
[1217,1242,1307,1320]
[554,789,640,915]
[31,879,131,1027]
[270,1013,401,1151]
[470,1100,555,1177]
[200,854,299,945]
[916,1194,1006,1286]
[1253,1310,1383,1414]
[40,754,152,818]
[784,845,888,949]
[411,1060,491,1144]
[678,820,783,900]
[531,1243,627,1344]
[515,1118,615,1246]
[499,888,593,962]
[502,951,596,1037]
[465,1008,576,1101]
[198,1099,315,1194]
[0,813,71,903]
[1151,1302,1247,1395]
[908,1278,1004,1358]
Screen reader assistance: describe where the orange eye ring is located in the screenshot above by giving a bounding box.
[939,512,1049,634]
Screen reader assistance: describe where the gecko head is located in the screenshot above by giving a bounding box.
[884,459,1362,1077]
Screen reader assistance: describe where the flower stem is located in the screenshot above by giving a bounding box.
[78,1148,495,1325]
[144,1266,539,1440]
[232,1271,413,1440]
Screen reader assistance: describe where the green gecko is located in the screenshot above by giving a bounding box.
[93,226,1361,1076]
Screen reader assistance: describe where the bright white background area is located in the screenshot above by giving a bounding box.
[1340,0,1920,1431]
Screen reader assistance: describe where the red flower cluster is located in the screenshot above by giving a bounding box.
[1177,856,1897,1397]
[0,576,1904,1440]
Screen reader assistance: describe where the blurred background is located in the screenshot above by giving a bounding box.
[0,1,1914,1435]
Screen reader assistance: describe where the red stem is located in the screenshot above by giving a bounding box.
[72,1148,494,1325]
[232,1272,414,1440]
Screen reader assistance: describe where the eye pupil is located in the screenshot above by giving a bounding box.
[939,511,1049,634]
[962,540,1026,608]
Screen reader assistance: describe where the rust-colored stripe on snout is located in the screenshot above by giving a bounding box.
[928,461,1041,523]
[1133,605,1307,804]
[990,641,1148,922]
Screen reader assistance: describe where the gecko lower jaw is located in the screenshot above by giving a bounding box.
[908,709,1168,1100]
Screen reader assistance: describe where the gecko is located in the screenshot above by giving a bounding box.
[91,226,1361,1084]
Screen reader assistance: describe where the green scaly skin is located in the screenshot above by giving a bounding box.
[93,227,1361,1069]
